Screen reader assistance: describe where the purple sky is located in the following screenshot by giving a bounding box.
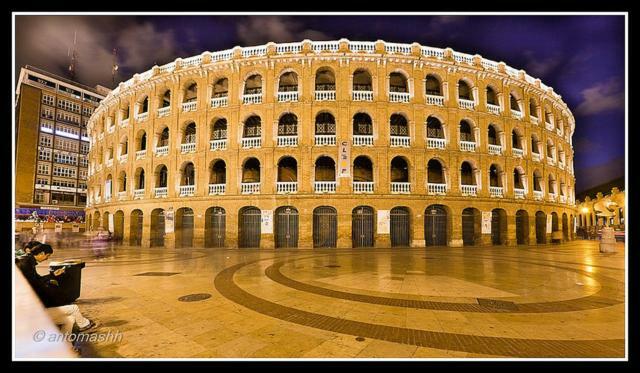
[14,14,626,193]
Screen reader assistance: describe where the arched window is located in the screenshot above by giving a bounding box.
[513,168,524,189]
[426,116,444,139]
[315,157,335,181]
[353,156,373,182]
[243,116,261,138]
[138,96,149,114]
[486,86,498,105]
[160,89,171,108]
[212,118,227,140]
[244,75,262,95]
[489,164,501,187]
[158,128,169,147]
[389,114,409,136]
[427,159,445,184]
[389,72,408,93]
[315,112,336,135]
[512,129,522,149]
[533,170,542,191]
[353,113,373,135]
[278,72,298,92]
[118,171,127,192]
[183,122,196,144]
[277,157,297,182]
[488,125,500,146]
[213,78,228,98]
[353,69,372,91]
[460,161,475,185]
[459,120,474,142]
[156,165,168,187]
[242,158,260,183]
[181,162,195,186]
[210,160,226,184]
[390,157,409,182]
[135,168,145,189]
[548,175,556,194]
[531,135,540,154]
[529,99,538,118]
[278,113,298,136]
[184,83,197,103]
[459,80,473,100]
[315,68,335,91]
[425,75,441,96]
[510,94,521,111]
[139,131,147,151]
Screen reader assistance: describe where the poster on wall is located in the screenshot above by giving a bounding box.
[72,224,80,233]
[377,210,390,234]
[54,223,63,233]
[546,214,552,233]
[261,210,273,234]
[165,207,174,234]
[108,214,114,233]
[574,216,577,233]
[481,211,492,234]
[338,141,350,177]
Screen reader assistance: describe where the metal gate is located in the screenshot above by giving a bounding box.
[177,208,194,248]
[462,209,476,246]
[150,210,165,247]
[276,206,299,248]
[130,211,143,246]
[390,207,410,247]
[352,206,374,248]
[515,211,526,245]
[239,207,261,248]
[536,213,546,244]
[206,207,226,248]
[313,207,337,248]
[491,210,502,245]
[425,205,447,246]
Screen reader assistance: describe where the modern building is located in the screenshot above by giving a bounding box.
[15,65,107,222]
[86,39,577,248]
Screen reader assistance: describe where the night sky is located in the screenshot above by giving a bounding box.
[14,14,626,194]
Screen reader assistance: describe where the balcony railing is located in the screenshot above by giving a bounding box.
[533,190,543,201]
[389,92,410,103]
[532,152,541,162]
[242,137,261,148]
[314,181,336,193]
[427,138,446,149]
[458,99,475,110]
[486,104,501,115]
[514,188,525,199]
[390,136,410,147]
[118,191,127,200]
[155,146,169,156]
[353,181,374,193]
[512,148,524,158]
[315,91,336,101]
[277,91,299,102]
[459,141,477,152]
[118,154,128,163]
[277,136,298,147]
[530,116,539,125]
[241,182,260,194]
[460,185,478,196]
[548,193,557,202]
[106,159,113,168]
[182,102,197,112]
[556,128,563,136]
[181,143,196,153]
[560,195,567,203]
[104,195,111,203]
[425,94,444,106]
[315,135,336,146]
[157,107,170,117]
[353,135,374,146]
[547,157,556,166]
[391,182,410,194]
[120,119,129,127]
[136,112,148,122]
[243,94,262,105]
[511,109,523,120]
[427,183,447,195]
[133,189,144,199]
[489,186,504,198]
[208,184,225,195]
[352,91,374,101]
[210,139,227,150]
[558,162,565,170]
[545,122,554,131]
[210,96,228,108]
[136,149,147,160]
[276,182,298,194]
[179,185,195,197]
[154,187,168,198]
[488,144,502,155]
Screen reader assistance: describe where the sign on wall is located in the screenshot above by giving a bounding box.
[377,210,390,234]
[72,224,80,233]
[54,223,63,233]
[338,141,350,177]
[165,207,174,234]
[574,216,577,233]
[546,214,552,233]
[261,210,273,234]
[481,211,492,234]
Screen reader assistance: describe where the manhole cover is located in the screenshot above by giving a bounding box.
[477,298,519,311]
[325,265,341,268]
[178,293,212,302]
[355,337,366,342]
[134,272,181,276]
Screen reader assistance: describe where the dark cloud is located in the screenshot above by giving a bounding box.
[575,77,624,116]
[236,16,332,45]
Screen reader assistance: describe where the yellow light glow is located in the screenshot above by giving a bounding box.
[581,207,589,213]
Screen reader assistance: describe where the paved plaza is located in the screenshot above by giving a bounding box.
[36,240,625,358]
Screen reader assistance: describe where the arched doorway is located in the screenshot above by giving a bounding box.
[535,211,547,244]
[390,207,410,247]
[562,213,569,241]
[113,211,124,242]
[515,210,529,245]
[313,206,337,248]
[424,205,447,246]
[130,210,143,246]
[352,206,374,248]
[150,209,165,247]
[102,211,110,231]
[239,207,261,248]
[176,208,194,248]
[491,209,507,245]
[462,208,480,246]
[87,214,92,232]
[275,206,299,248]
[205,207,226,248]
[93,211,101,231]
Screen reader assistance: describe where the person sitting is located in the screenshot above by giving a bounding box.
[15,240,42,258]
[15,244,96,334]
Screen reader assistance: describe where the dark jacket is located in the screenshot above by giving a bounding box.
[15,255,60,307]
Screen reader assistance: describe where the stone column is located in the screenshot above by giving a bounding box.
[449,211,463,247]
[122,212,131,245]
[164,231,176,249]
[411,212,425,247]
[337,210,352,249]
[506,214,517,246]
[192,210,205,248]
[141,215,151,248]
[226,211,239,248]
[298,209,313,249]
[528,214,538,245]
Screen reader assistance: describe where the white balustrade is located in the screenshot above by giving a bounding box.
[106,159,113,168]
[425,95,444,106]
[314,181,336,193]
[241,183,260,194]
[481,59,499,71]
[486,104,501,115]
[182,102,197,112]
[390,136,410,147]
[352,91,374,101]
[315,135,336,146]
[556,128,563,136]
[243,93,262,105]
[352,135,374,146]
[545,122,554,131]
[277,136,298,147]
[453,52,474,65]
[558,162,565,170]
[242,45,267,58]
[276,182,298,194]
[530,116,539,125]
[315,91,336,101]
[391,182,410,194]
[104,195,111,203]
[155,146,169,156]
[459,141,477,152]
[489,186,504,198]
[427,138,446,149]
[208,184,226,195]
[210,139,227,150]
[179,185,195,196]
[133,189,144,199]
[533,190,543,200]
[349,41,376,53]
[157,107,171,117]
[311,41,340,53]
[559,195,567,203]
[512,148,524,158]
[421,46,445,59]
[389,92,410,103]
[154,187,168,198]
[136,149,147,160]
[488,144,502,155]
[211,97,228,108]
[181,56,202,69]
[136,112,148,122]
[548,193,557,202]
[158,63,175,74]
[458,99,475,110]
[532,152,541,162]
[118,191,127,200]
[181,143,196,153]
[511,109,523,120]
[242,137,261,148]
[547,157,556,166]
[385,43,412,54]
[210,49,234,61]
[427,183,447,195]
[118,154,128,163]
[276,42,302,54]
[277,91,299,102]
[460,185,478,196]
[353,181,374,193]
[514,188,525,199]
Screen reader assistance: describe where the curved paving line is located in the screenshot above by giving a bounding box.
[214,260,625,357]
[264,254,624,313]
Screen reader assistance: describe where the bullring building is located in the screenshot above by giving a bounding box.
[85,39,577,249]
